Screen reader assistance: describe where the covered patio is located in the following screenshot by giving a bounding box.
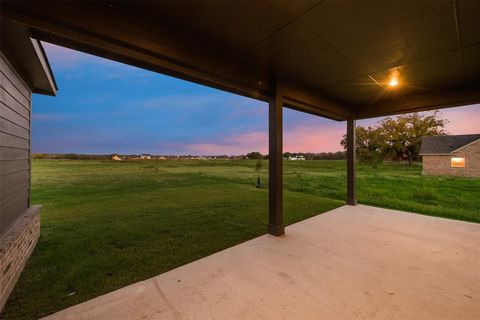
[1,1,479,318]
[43,205,480,319]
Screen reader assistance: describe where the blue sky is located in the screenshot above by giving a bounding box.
[32,43,480,155]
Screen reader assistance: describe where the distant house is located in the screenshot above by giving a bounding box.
[419,134,480,177]
[288,155,305,161]
[140,154,152,160]
[112,155,122,161]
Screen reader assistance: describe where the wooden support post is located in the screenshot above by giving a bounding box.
[268,80,284,236]
[346,119,357,205]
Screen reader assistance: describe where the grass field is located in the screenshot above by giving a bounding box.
[2,159,479,319]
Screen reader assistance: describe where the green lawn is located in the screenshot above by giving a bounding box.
[2,160,479,319]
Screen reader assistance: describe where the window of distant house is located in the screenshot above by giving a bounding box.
[450,157,465,168]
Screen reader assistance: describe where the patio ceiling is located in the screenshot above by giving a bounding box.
[2,1,480,120]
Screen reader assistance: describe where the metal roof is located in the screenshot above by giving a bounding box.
[419,134,480,155]
[2,1,479,119]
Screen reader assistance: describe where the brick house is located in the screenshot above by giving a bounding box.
[420,134,480,177]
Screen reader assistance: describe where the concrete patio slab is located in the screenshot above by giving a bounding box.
[43,205,480,320]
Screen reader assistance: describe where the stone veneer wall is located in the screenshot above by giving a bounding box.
[0,205,41,311]
[422,140,480,177]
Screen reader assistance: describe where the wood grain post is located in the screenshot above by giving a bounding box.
[346,119,357,205]
[268,79,285,236]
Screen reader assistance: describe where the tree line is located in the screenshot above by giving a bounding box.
[246,151,347,160]
[32,153,122,160]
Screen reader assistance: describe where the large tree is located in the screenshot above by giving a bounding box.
[341,125,386,168]
[341,111,448,167]
[246,151,262,160]
[378,111,448,165]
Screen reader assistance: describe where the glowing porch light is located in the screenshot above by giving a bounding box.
[388,78,399,87]
[387,68,400,88]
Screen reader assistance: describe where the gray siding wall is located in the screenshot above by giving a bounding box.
[0,49,31,237]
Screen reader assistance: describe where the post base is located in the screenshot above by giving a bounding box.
[267,224,285,236]
[347,199,358,206]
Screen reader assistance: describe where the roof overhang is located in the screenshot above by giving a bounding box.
[1,18,57,96]
[2,1,479,117]
[449,138,480,153]
[420,135,480,155]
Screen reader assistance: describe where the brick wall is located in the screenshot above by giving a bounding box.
[422,140,480,177]
[0,205,41,311]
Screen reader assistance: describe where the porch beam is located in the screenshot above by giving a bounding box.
[346,119,357,205]
[268,79,284,236]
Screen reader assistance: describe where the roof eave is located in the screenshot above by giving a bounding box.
[31,38,57,95]
[0,18,57,96]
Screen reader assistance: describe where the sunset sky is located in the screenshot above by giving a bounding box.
[32,43,480,155]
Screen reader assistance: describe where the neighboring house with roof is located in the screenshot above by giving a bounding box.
[288,155,305,161]
[419,134,480,177]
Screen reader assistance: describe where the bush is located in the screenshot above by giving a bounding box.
[358,150,383,168]
[413,188,437,204]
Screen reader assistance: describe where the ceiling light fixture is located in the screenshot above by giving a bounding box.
[388,78,399,87]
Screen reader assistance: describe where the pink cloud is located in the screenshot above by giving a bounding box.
[184,131,268,155]
[441,104,480,135]
[42,41,147,80]
[284,124,345,153]
[168,123,346,156]
[42,42,88,70]
[224,132,268,145]
[33,113,71,122]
